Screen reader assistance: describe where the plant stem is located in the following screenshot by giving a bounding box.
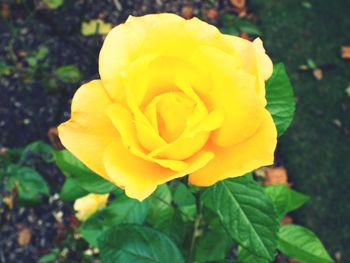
[187,192,202,263]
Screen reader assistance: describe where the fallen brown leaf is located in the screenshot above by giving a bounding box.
[181,6,193,19]
[206,8,218,20]
[47,127,64,150]
[0,147,8,156]
[313,68,323,80]
[281,215,293,225]
[3,195,13,209]
[239,32,251,41]
[341,46,350,59]
[17,228,32,246]
[230,0,246,9]
[1,1,10,19]
[264,166,289,185]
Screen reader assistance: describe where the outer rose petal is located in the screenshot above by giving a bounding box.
[188,109,277,186]
[103,140,214,201]
[58,80,118,181]
[189,46,264,147]
[222,35,273,105]
[99,13,235,101]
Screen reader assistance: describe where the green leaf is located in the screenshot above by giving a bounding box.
[173,182,196,221]
[43,0,64,9]
[152,208,185,245]
[98,224,184,263]
[36,46,49,60]
[59,178,88,201]
[266,63,296,136]
[195,228,232,262]
[55,65,81,83]
[38,249,59,263]
[54,150,116,194]
[79,194,148,246]
[221,27,240,36]
[146,184,172,223]
[0,60,11,76]
[237,247,269,263]
[26,57,37,67]
[235,19,262,36]
[146,185,186,244]
[265,184,309,219]
[6,165,49,205]
[202,175,278,261]
[20,141,54,163]
[278,224,333,263]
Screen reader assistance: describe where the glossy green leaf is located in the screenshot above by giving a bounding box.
[278,224,333,263]
[146,184,172,223]
[265,184,309,219]
[54,150,116,194]
[6,165,49,205]
[152,208,185,245]
[237,247,268,263]
[173,182,196,221]
[146,185,187,245]
[98,225,184,263]
[55,65,81,83]
[20,141,54,163]
[79,194,148,246]
[235,19,262,36]
[195,228,232,262]
[202,175,278,261]
[266,63,295,136]
[59,178,88,201]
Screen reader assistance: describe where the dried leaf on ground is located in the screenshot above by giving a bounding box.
[230,0,247,17]
[181,6,193,19]
[3,195,13,209]
[313,68,323,80]
[333,119,342,128]
[81,19,112,36]
[1,1,10,18]
[17,227,32,246]
[264,166,289,185]
[239,32,251,40]
[230,0,246,9]
[281,215,293,225]
[206,8,218,20]
[341,46,350,59]
[47,127,64,150]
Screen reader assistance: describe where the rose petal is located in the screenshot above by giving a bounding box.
[107,103,189,172]
[189,45,264,147]
[188,109,277,186]
[58,80,117,180]
[104,140,214,201]
[223,35,273,105]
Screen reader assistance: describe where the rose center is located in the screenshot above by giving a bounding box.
[145,91,196,142]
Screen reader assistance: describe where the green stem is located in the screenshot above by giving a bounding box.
[187,192,202,263]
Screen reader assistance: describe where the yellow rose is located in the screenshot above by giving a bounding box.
[74,193,109,221]
[58,13,277,201]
